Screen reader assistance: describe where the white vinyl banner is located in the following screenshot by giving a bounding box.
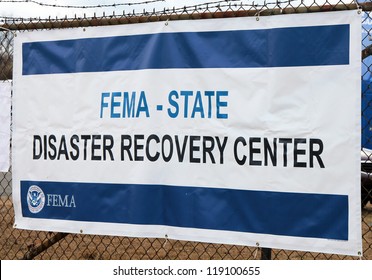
[12,10,362,256]
[0,81,11,172]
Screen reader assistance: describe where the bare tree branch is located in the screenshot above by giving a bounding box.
[363,45,372,60]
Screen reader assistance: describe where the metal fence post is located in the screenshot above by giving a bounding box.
[21,232,69,260]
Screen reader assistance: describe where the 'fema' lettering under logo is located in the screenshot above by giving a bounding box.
[27,185,45,213]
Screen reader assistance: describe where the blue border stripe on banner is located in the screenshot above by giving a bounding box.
[22,24,350,75]
[21,181,349,240]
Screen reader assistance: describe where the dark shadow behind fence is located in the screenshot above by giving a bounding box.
[1,0,372,260]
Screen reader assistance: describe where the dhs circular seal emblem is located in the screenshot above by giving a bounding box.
[27,185,45,214]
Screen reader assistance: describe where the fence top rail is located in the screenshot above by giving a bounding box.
[0,1,369,31]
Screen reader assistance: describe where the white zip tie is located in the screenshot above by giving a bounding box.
[163,234,169,248]
[354,0,362,14]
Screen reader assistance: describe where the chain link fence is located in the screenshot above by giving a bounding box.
[1,0,372,260]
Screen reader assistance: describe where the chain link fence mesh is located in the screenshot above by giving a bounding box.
[1,0,372,260]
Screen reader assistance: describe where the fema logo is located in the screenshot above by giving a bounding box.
[27,185,45,214]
